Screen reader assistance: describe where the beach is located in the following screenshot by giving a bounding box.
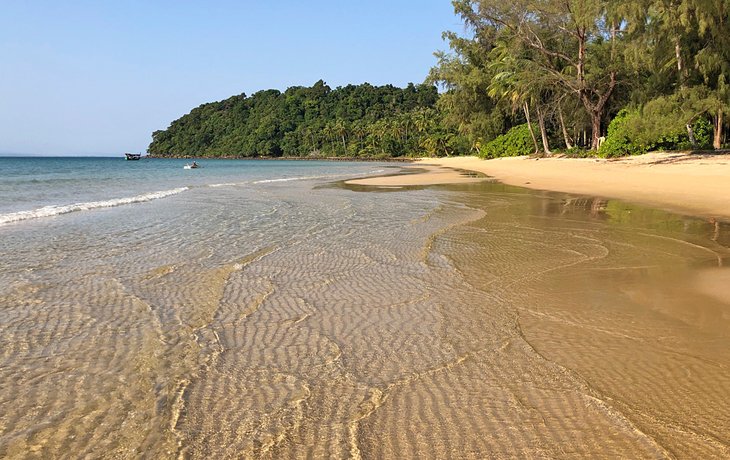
[348,152,730,220]
[1,158,730,458]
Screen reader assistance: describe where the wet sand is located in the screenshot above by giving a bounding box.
[346,165,487,187]
[348,153,730,220]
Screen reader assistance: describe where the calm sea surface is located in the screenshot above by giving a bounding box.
[1,157,730,458]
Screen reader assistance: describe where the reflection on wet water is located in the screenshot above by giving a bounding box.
[436,182,730,458]
[1,179,729,458]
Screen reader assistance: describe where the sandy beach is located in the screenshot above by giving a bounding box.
[347,152,730,220]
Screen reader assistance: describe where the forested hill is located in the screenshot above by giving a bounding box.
[148,81,464,158]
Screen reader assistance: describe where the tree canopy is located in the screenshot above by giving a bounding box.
[148,81,466,158]
[150,1,730,159]
[430,0,730,156]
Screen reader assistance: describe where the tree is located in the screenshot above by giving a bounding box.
[428,23,510,149]
[148,82,459,158]
[446,0,628,150]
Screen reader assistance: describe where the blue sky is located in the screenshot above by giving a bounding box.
[0,1,462,155]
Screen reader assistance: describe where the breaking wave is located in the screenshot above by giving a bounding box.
[0,187,189,226]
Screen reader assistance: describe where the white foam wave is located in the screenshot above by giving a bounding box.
[0,187,189,226]
[252,168,391,185]
[252,175,331,184]
[253,173,368,184]
[208,182,240,188]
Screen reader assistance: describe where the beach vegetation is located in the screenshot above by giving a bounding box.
[598,110,649,157]
[600,105,715,157]
[479,124,538,159]
[429,0,730,157]
[148,82,470,158]
[150,1,730,159]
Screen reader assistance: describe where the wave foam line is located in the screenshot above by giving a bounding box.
[0,187,189,226]
[252,174,338,184]
[250,164,392,185]
[253,170,387,185]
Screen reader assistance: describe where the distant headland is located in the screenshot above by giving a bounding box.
[147,81,462,160]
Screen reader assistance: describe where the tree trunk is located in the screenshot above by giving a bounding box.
[686,123,697,149]
[675,39,683,76]
[536,105,551,154]
[558,104,573,149]
[590,112,602,151]
[524,102,540,154]
[575,22,615,151]
[672,36,698,148]
[580,77,614,150]
[673,35,689,85]
[714,109,723,150]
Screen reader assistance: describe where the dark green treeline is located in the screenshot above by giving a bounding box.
[148,81,468,158]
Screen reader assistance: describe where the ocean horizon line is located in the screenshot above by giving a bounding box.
[0,152,124,158]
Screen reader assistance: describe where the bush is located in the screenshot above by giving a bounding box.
[479,124,536,159]
[600,97,716,157]
[637,92,715,150]
[598,109,649,157]
[652,117,712,151]
[691,117,713,149]
[562,147,594,158]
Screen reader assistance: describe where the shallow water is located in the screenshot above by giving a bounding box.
[1,160,729,458]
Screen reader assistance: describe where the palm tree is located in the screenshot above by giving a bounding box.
[488,53,551,154]
[334,120,348,154]
[322,123,337,154]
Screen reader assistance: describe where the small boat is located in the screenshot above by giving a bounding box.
[184,162,199,169]
[125,153,142,161]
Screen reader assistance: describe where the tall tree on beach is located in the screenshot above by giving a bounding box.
[623,0,730,148]
[487,56,541,153]
[449,0,628,150]
[689,0,730,148]
[428,21,509,149]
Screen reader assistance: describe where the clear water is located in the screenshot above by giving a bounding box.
[1,157,730,458]
[0,157,390,221]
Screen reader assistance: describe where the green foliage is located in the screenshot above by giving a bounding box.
[561,147,593,158]
[691,117,713,149]
[598,109,649,157]
[427,28,511,148]
[148,81,468,158]
[653,117,712,151]
[478,124,536,159]
[152,0,730,159]
[429,0,730,153]
[599,107,715,157]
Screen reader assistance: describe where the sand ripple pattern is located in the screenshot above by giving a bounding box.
[1,180,729,458]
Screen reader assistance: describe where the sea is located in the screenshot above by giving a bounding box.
[1,156,730,458]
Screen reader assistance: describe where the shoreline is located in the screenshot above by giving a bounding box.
[145,154,416,162]
[4,155,730,457]
[348,152,730,221]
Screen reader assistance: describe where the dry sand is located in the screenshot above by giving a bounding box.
[347,152,730,220]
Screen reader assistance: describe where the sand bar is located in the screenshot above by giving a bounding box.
[346,164,487,186]
[348,152,730,220]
